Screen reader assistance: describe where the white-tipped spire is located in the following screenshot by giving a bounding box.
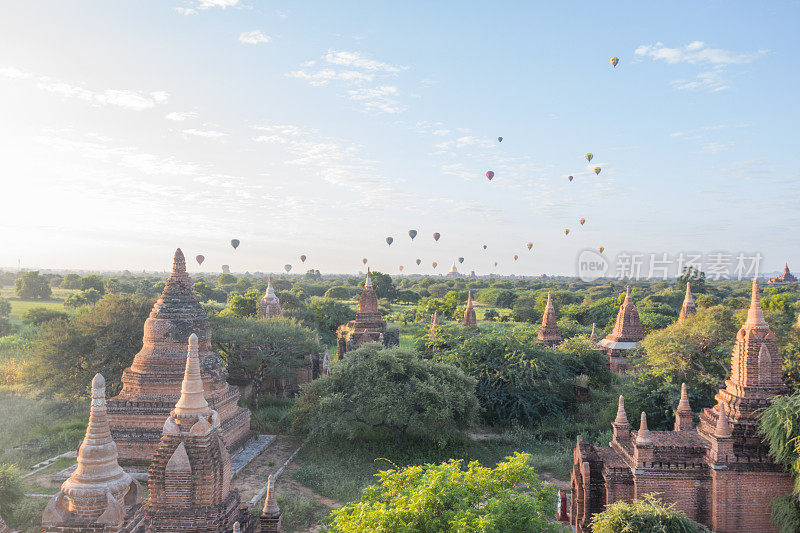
[173,333,210,418]
[614,395,629,426]
[262,474,280,516]
[265,276,276,298]
[715,404,732,438]
[677,383,691,411]
[745,279,767,327]
[364,267,373,290]
[684,282,694,304]
[636,412,651,444]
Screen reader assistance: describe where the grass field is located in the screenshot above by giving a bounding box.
[0,287,73,327]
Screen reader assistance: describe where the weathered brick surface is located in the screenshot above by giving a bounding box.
[537,292,562,346]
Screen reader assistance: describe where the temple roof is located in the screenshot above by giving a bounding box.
[604,286,645,343]
[173,333,211,419]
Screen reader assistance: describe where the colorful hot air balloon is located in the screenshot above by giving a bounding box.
[362,258,368,265]
[579,218,586,226]
[195,255,205,265]
[408,229,417,240]
[284,264,292,272]
[598,246,605,254]
[568,175,574,182]
[564,229,570,235]
[386,237,394,246]
[300,255,307,263]
[594,167,601,175]
[458,257,464,264]
[585,153,593,163]
[611,56,620,67]
[230,239,240,250]
[416,258,422,266]
[398,265,404,271]
[433,232,441,242]
[513,255,518,261]
[497,137,503,143]
[486,170,494,181]
[526,242,533,251]
[482,244,487,250]
[493,261,498,267]
[432,262,438,269]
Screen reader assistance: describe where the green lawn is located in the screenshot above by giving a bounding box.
[0,287,73,326]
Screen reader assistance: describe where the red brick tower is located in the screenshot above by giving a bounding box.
[537,292,562,346]
[144,334,251,531]
[108,249,251,467]
[336,269,388,358]
[42,374,142,532]
[462,291,478,329]
[598,287,646,372]
[677,282,697,324]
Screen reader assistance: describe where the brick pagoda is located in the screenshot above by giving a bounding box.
[336,269,388,358]
[107,249,251,468]
[589,323,598,343]
[143,334,252,531]
[571,280,793,533]
[256,277,282,319]
[429,311,439,337]
[768,263,798,284]
[678,282,697,325]
[462,290,478,329]
[597,287,645,373]
[42,374,143,532]
[537,292,562,346]
[258,475,283,532]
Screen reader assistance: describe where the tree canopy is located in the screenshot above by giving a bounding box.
[14,271,52,299]
[590,494,711,533]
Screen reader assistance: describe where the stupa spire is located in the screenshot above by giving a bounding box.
[715,404,732,438]
[745,279,767,327]
[365,267,373,289]
[463,291,477,329]
[537,291,562,346]
[590,323,598,342]
[173,333,210,418]
[636,412,652,444]
[172,247,187,274]
[614,395,629,426]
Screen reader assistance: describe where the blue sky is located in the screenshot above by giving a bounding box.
[0,1,798,275]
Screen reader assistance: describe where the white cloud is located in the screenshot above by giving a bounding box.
[324,50,407,73]
[671,67,729,92]
[165,111,199,121]
[635,41,767,65]
[346,86,405,114]
[701,141,734,154]
[1,67,169,110]
[198,0,238,9]
[182,128,228,139]
[173,7,197,15]
[239,30,271,45]
[286,69,374,86]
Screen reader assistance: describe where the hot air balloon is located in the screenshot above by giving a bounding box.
[416,258,422,266]
[493,261,498,267]
[611,56,620,67]
[362,258,368,265]
[585,153,593,163]
[386,237,394,246]
[526,242,533,251]
[433,232,441,242]
[482,244,488,250]
[486,170,494,181]
[230,239,240,250]
[568,175,573,182]
[579,218,586,226]
[497,137,503,143]
[398,265,404,271]
[300,255,307,263]
[408,229,418,240]
[195,255,205,265]
[284,264,292,272]
[458,257,464,264]
[594,167,601,175]
[432,262,438,269]
[564,229,570,236]
[598,246,605,254]
[513,255,518,261]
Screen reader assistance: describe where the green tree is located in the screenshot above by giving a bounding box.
[328,452,559,533]
[24,294,153,398]
[677,266,706,293]
[80,274,106,294]
[14,271,52,299]
[193,281,228,303]
[211,316,319,405]
[217,273,237,286]
[362,270,396,300]
[0,298,10,318]
[0,463,24,524]
[60,273,82,289]
[292,343,478,445]
[64,288,103,309]
[225,292,259,318]
[591,494,711,533]
[304,297,355,343]
[324,286,356,300]
[21,307,68,326]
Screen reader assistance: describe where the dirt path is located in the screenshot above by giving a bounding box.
[231,434,303,505]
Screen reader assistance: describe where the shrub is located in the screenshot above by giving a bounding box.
[590,494,711,533]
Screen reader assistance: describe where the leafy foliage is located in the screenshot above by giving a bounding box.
[327,452,560,533]
[293,343,478,445]
[590,494,711,533]
[14,271,52,299]
[64,288,103,308]
[759,390,800,496]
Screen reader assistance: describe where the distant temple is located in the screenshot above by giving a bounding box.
[677,282,697,324]
[462,290,478,329]
[589,323,598,343]
[445,262,462,278]
[768,263,797,284]
[572,280,793,533]
[336,269,394,358]
[107,249,252,468]
[597,287,645,373]
[429,311,439,337]
[256,277,282,318]
[537,292,562,346]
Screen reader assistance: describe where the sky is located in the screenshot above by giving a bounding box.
[0,1,798,276]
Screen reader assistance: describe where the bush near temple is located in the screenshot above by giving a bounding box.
[327,452,560,533]
[590,494,711,533]
[14,271,52,300]
[292,343,478,446]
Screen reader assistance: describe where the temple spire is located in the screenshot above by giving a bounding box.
[263,475,280,515]
[636,412,651,444]
[364,267,373,290]
[715,404,732,438]
[614,395,629,426]
[172,248,187,274]
[265,276,276,298]
[590,323,598,342]
[173,333,210,418]
[463,291,477,329]
[745,279,767,327]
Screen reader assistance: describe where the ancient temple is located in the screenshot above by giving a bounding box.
[108,249,251,468]
[597,287,645,373]
[463,290,478,329]
[259,475,283,533]
[537,292,562,346]
[445,262,462,278]
[144,334,252,531]
[589,323,598,343]
[42,374,143,532]
[429,311,439,337]
[677,282,697,324]
[336,269,389,358]
[571,280,793,533]
[256,277,282,319]
[768,263,798,284]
